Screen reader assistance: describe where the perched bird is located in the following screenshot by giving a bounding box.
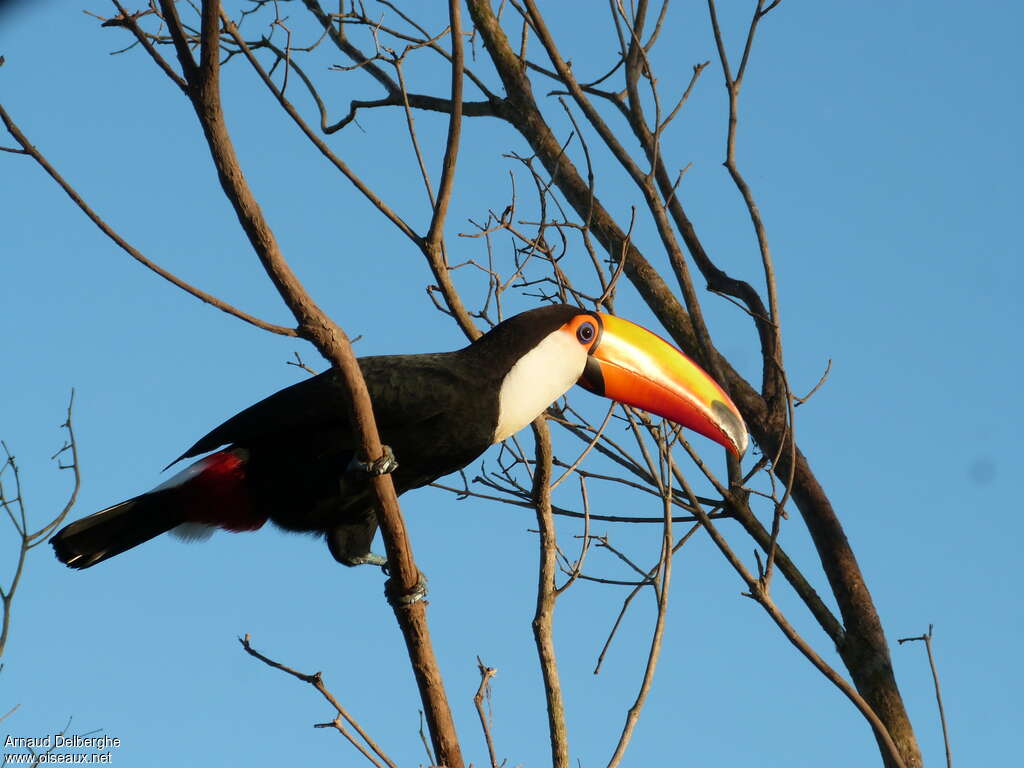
[51,304,747,570]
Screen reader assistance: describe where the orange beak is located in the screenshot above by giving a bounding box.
[576,313,748,456]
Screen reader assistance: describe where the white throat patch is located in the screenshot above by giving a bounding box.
[493,329,587,442]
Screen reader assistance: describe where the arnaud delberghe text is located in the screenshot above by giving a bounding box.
[5,736,120,750]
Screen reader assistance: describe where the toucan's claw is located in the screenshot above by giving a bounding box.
[350,445,399,477]
[385,572,428,607]
[346,552,388,568]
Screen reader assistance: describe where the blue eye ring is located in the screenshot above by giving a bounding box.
[576,321,596,344]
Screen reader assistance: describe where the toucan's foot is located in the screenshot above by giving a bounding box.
[344,552,388,568]
[350,445,399,476]
[385,572,428,607]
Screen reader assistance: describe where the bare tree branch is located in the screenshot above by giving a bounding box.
[0,104,296,337]
[218,16,421,246]
[240,634,397,768]
[105,1,189,93]
[0,392,81,659]
[606,432,673,767]
[473,658,501,768]
[898,626,953,768]
[529,417,569,768]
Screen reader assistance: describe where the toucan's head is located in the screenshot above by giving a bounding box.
[483,305,748,456]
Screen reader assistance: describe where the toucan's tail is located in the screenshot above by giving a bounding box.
[51,492,184,569]
[51,449,264,570]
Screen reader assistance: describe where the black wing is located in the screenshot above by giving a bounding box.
[168,352,470,466]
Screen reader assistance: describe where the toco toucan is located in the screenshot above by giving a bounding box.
[51,304,747,570]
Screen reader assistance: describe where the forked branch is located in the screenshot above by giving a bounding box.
[240,635,398,768]
[0,392,81,659]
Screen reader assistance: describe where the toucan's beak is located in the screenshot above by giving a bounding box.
[577,313,748,456]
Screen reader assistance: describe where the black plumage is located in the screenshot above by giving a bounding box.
[52,305,583,567]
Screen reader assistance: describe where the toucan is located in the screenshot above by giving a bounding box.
[51,304,747,570]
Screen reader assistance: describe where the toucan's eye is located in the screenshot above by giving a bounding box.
[576,321,596,344]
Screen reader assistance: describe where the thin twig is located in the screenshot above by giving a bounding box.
[0,392,81,658]
[219,15,420,245]
[239,635,397,768]
[606,425,674,767]
[898,626,952,768]
[593,523,700,674]
[554,475,591,595]
[530,418,569,768]
[0,104,295,337]
[473,658,501,768]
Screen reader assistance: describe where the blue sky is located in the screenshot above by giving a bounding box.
[1,1,1021,766]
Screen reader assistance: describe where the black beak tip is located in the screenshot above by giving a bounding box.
[712,400,748,456]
